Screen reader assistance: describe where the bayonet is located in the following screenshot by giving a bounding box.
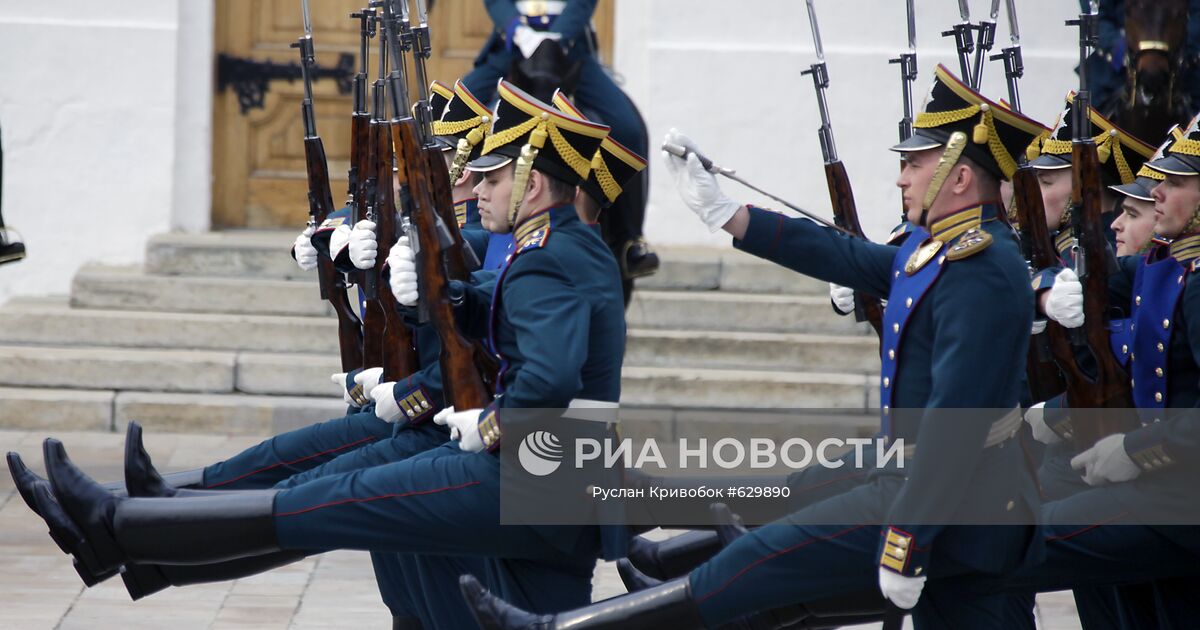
[890,0,918,141]
[971,0,1002,88]
[989,0,1024,110]
[942,0,975,81]
[801,0,835,163]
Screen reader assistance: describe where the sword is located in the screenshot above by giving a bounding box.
[661,142,857,238]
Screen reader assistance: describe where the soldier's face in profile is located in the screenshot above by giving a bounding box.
[1036,167,1073,229]
[896,148,939,223]
[1151,173,1200,238]
[1112,197,1157,256]
[474,164,516,233]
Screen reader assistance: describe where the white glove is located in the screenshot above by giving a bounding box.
[1044,269,1084,328]
[293,227,318,271]
[1031,319,1047,335]
[387,236,419,307]
[370,382,402,423]
[348,220,378,270]
[878,568,926,610]
[662,129,741,232]
[331,372,356,405]
[329,224,353,263]
[353,367,384,396]
[1023,401,1062,445]
[434,406,486,452]
[830,283,855,315]
[1071,433,1141,486]
[511,24,562,59]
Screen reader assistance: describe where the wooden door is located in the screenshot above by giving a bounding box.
[212,0,614,228]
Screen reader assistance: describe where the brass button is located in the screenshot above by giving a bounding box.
[895,270,901,278]
[905,297,913,308]
[1156,367,1164,377]
[883,377,890,388]
[1006,500,1015,511]
[1158,342,1166,352]
[1122,344,1129,354]
[1156,392,1163,403]
[883,406,890,415]
[888,349,896,360]
[1164,319,1171,329]
[893,323,900,333]
[1136,295,1142,305]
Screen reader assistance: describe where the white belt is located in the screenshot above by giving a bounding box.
[563,398,618,422]
[516,0,567,16]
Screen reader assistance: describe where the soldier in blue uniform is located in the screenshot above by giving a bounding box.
[15,81,627,626]
[1016,112,1200,630]
[460,63,1046,629]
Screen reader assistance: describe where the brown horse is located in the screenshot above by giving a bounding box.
[1101,0,1193,143]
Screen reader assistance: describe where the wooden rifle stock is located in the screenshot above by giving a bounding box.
[303,135,364,372]
[1070,141,1137,448]
[391,118,492,410]
[372,117,418,382]
[824,161,884,337]
[1011,166,1068,401]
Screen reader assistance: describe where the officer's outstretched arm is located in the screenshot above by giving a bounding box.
[733,207,894,299]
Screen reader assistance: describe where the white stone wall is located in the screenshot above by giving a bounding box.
[0,1,212,303]
[614,0,1082,246]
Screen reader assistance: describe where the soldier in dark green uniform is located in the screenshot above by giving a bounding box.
[460,63,1046,630]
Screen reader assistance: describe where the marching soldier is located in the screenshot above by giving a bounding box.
[461,63,1046,629]
[14,80,629,625]
[1005,111,1200,629]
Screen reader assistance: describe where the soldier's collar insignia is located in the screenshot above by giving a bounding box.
[905,238,945,275]
[514,209,552,252]
[1169,233,1200,265]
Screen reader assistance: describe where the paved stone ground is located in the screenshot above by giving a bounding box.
[0,429,1081,629]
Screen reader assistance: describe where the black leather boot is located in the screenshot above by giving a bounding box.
[21,472,120,586]
[625,530,722,580]
[621,238,659,280]
[44,438,281,572]
[0,228,25,266]
[461,574,706,630]
[616,558,663,593]
[123,421,204,497]
[119,549,308,601]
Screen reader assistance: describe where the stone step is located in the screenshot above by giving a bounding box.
[0,299,340,355]
[70,264,865,336]
[144,231,829,294]
[627,290,870,335]
[0,300,876,374]
[71,264,334,317]
[626,329,880,373]
[0,387,346,436]
[0,345,235,394]
[621,366,878,410]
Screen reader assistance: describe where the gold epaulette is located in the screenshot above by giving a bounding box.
[944,227,993,261]
[514,211,552,253]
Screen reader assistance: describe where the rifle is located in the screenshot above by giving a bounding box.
[347,7,375,213]
[294,0,363,371]
[990,0,1025,111]
[889,0,918,222]
[1064,2,1137,448]
[942,0,975,83]
[971,0,1001,89]
[382,0,491,410]
[362,9,418,382]
[802,0,883,337]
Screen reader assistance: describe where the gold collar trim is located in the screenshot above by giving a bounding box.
[929,206,983,242]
